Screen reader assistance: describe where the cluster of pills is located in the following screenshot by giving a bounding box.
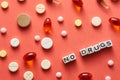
[0,0,118,80]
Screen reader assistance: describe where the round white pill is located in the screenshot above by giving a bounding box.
[41,59,51,70]
[58,16,64,23]
[105,76,111,80]
[61,30,67,37]
[34,35,40,42]
[108,60,114,67]
[0,27,7,34]
[1,1,8,9]
[24,71,34,80]
[36,4,46,14]
[0,50,7,58]
[41,37,53,49]
[56,72,62,78]
[10,38,20,48]
[74,19,82,27]
[8,62,19,72]
[91,16,102,27]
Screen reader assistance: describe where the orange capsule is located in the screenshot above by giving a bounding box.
[23,52,36,66]
[43,18,52,33]
[46,0,60,4]
[72,0,83,11]
[72,0,83,7]
[109,17,120,31]
[97,0,109,9]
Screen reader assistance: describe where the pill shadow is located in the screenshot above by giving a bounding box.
[62,60,78,69]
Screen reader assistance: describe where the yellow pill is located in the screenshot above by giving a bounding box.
[0,50,7,58]
[74,19,82,27]
[1,1,8,9]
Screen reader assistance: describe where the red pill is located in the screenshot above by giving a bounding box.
[23,52,36,66]
[78,72,92,80]
[97,0,109,9]
[109,17,120,31]
[43,18,52,33]
[72,0,83,7]
[46,0,53,3]
[111,0,119,2]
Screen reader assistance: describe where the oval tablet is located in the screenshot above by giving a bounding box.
[41,59,51,70]
[17,13,31,28]
[41,37,53,49]
[36,4,46,14]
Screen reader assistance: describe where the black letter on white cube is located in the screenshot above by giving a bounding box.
[99,42,107,49]
[93,44,101,52]
[69,53,76,61]
[62,56,70,64]
[80,48,87,56]
[106,40,112,48]
[86,46,94,54]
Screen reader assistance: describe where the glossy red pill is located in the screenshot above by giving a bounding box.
[78,72,92,80]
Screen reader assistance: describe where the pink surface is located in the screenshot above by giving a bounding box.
[0,0,120,80]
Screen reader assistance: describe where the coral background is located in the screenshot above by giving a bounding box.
[0,0,120,80]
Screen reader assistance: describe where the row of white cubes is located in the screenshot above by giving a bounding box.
[62,40,112,64]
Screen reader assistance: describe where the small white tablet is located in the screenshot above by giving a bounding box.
[91,16,102,27]
[23,71,34,80]
[41,59,51,70]
[36,4,46,14]
[8,62,19,72]
[10,38,20,48]
[41,37,53,49]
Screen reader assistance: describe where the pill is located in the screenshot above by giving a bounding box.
[23,71,34,80]
[108,60,114,67]
[8,62,19,72]
[0,27,7,34]
[58,16,64,23]
[105,76,111,80]
[34,35,40,42]
[1,1,8,9]
[91,16,102,27]
[41,37,53,49]
[41,59,51,70]
[56,72,62,78]
[61,30,67,37]
[74,19,82,27]
[0,50,7,58]
[18,0,25,2]
[36,4,46,14]
[10,38,20,48]
[17,13,31,28]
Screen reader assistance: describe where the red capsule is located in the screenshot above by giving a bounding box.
[23,52,36,66]
[78,72,92,80]
[109,17,120,31]
[43,18,52,33]
[111,0,119,2]
[46,0,53,3]
[72,0,83,7]
[97,0,109,9]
